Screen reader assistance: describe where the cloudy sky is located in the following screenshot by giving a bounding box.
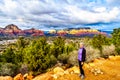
[0,0,120,30]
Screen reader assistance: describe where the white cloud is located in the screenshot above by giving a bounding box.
[0,0,21,17]
[94,7,106,12]
[0,0,120,30]
[64,6,119,24]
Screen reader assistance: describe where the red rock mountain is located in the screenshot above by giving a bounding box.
[4,24,21,31]
[0,24,44,37]
[0,24,107,37]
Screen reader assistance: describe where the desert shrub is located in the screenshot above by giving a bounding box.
[49,55,57,66]
[86,46,100,62]
[0,63,18,76]
[67,51,78,66]
[102,44,116,56]
[19,64,29,75]
[58,53,69,64]
[68,46,101,65]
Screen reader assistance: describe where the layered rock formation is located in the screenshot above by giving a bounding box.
[0,24,107,38]
[0,24,44,37]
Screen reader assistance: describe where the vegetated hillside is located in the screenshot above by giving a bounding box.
[33,56,120,80]
[0,36,119,80]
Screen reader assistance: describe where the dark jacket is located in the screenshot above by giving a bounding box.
[82,48,86,62]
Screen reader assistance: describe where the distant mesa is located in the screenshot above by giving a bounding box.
[0,24,108,38]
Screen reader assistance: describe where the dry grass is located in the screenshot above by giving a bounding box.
[103,44,116,55]
[86,45,100,62]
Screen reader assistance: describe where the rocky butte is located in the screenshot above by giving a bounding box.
[0,24,44,37]
[0,24,107,38]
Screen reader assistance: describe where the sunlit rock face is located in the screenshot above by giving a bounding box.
[0,24,44,37]
[0,24,107,38]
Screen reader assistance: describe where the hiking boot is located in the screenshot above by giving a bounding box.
[81,75,85,80]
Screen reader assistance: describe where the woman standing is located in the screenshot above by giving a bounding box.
[78,43,86,79]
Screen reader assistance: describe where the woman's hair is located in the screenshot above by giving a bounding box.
[80,42,84,45]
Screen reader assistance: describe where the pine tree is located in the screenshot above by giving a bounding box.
[112,28,120,55]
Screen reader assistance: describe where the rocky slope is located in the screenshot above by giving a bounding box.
[0,56,120,80]
[33,56,120,80]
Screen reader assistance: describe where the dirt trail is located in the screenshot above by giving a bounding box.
[33,56,120,80]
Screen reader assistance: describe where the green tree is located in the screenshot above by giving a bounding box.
[91,34,110,56]
[64,42,76,54]
[24,37,57,74]
[16,37,29,49]
[52,37,65,58]
[1,47,24,65]
[0,37,30,65]
[13,37,30,64]
[112,28,120,55]
[2,47,15,63]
